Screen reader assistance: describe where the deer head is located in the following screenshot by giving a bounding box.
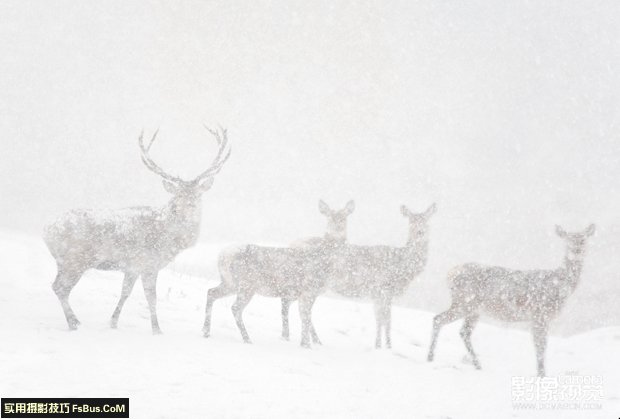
[401,203,436,243]
[139,125,231,222]
[555,224,595,261]
[318,200,355,242]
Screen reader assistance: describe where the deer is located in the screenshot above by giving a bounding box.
[330,203,436,348]
[280,199,355,342]
[43,126,231,334]
[202,206,351,347]
[426,224,595,377]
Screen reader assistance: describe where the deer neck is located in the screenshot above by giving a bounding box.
[160,196,202,250]
[320,235,346,250]
[324,232,346,242]
[406,230,428,251]
[562,256,583,291]
[404,232,429,270]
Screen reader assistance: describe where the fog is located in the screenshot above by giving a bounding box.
[1,0,619,333]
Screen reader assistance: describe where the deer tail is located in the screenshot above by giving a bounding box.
[446,265,466,291]
[217,246,243,288]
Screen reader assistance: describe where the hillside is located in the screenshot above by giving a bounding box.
[1,231,618,418]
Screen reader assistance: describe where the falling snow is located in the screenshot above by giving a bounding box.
[1,1,620,419]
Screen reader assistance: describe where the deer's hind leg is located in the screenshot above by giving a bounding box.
[231,290,254,344]
[203,282,235,338]
[309,320,322,345]
[52,266,84,330]
[460,314,481,369]
[110,272,139,329]
[427,303,467,362]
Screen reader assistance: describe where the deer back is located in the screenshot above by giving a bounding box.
[448,263,570,322]
[226,243,335,298]
[44,207,176,270]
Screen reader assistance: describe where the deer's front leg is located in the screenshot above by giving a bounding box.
[384,300,392,349]
[532,318,549,377]
[374,301,383,349]
[141,271,161,334]
[281,298,292,340]
[111,272,139,329]
[374,297,388,349]
[298,294,318,348]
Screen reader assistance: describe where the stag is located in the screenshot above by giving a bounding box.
[331,203,436,348]
[281,199,355,342]
[44,126,230,334]
[427,224,595,376]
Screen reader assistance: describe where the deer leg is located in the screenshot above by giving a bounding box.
[202,282,234,338]
[231,291,254,344]
[309,321,322,345]
[299,294,318,348]
[52,268,83,330]
[281,298,292,340]
[384,300,392,349]
[460,314,481,369]
[427,304,465,362]
[374,299,384,349]
[532,318,549,377]
[374,297,392,349]
[280,298,321,344]
[141,271,161,335]
[110,272,138,329]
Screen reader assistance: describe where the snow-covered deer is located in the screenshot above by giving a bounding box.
[426,224,595,376]
[281,199,355,341]
[332,203,436,348]
[203,231,347,347]
[44,127,230,333]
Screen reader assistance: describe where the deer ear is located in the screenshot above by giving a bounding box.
[198,176,215,193]
[400,205,410,217]
[585,224,596,237]
[425,203,437,217]
[318,200,331,216]
[162,180,179,194]
[555,225,567,238]
[344,200,355,215]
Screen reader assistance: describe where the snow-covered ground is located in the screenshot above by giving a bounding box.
[1,230,619,418]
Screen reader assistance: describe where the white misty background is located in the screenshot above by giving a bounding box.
[1,0,619,334]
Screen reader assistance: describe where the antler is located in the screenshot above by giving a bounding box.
[138,126,231,185]
[139,129,187,184]
[193,125,231,184]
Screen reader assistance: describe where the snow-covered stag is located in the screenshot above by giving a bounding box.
[44,127,231,333]
[427,224,595,376]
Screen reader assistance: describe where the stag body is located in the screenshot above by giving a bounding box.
[427,224,595,376]
[330,204,435,348]
[44,127,230,333]
[280,200,355,341]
